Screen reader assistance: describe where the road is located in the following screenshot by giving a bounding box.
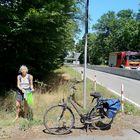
[28,129,140,140]
[74,66,140,107]
[26,129,140,140]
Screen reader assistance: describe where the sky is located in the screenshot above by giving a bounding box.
[79,0,140,38]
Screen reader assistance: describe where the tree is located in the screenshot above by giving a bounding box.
[92,9,140,64]
[0,0,82,93]
[76,9,140,65]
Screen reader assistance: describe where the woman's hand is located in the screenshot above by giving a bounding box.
[21,89,26,94]
[31,88,34,92]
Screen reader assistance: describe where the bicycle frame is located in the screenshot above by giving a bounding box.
[67,94,100,118]
[59,80,106,124]
[66,81,99,118]
[69,96,83,116]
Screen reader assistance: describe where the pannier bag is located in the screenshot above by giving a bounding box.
[103,99,121,118]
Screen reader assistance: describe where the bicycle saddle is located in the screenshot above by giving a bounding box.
[90,92,101,98]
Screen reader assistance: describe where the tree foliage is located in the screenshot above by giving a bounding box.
[0,0,81,92]
[76,9,140,65]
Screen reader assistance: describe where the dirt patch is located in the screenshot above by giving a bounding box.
[0,113,140,140]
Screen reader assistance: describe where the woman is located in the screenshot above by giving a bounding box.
[15,65,34,120]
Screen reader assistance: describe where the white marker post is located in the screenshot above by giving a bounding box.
[121,84,124,113]
[94,75,97,91]
[81,70,83,81]
[74,52,81,80]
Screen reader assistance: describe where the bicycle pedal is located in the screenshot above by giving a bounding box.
[89,128,92,132]
[85,120,92,124]
[91,116,101,122]
[101,115,105,119]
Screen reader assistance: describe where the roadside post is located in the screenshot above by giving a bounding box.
[83,0,89,110]
[74,52,81,80]
[121,84,124,112]
[94,75,97,91]
[81,70,83,81]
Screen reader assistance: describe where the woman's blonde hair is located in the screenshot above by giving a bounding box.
[19,65,28,73]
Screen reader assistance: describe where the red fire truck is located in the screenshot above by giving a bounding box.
[109,51,140,70]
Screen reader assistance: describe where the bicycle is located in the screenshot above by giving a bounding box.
[43,80,117,135]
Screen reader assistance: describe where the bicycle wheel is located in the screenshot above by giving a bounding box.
[89,107,113,130]
[43,105,75,135]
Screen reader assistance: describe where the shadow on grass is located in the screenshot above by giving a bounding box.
[34,71,67,93]
[42,126,86,135]
[42,124,111,135]
[42,129,72,135]
[133,129,140,134]
[35,70,83,94]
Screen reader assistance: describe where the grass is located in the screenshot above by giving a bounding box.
[0,65,140,130]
